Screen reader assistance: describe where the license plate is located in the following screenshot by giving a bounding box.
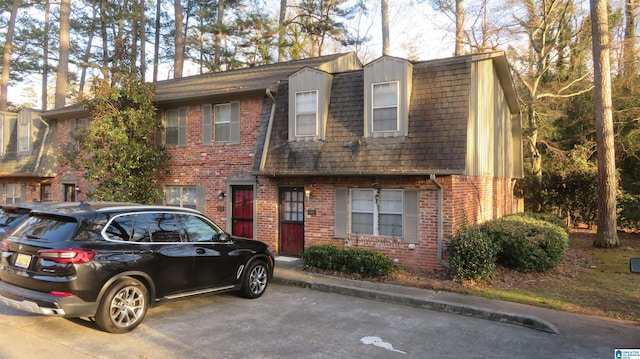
[15,253,31,268]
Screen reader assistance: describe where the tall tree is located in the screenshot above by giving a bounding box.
[1,0,20,111]
[454,0,464,55]
[278,0,288,61]
[590,0,619,248]
[55,0,71,108]
[174,0,185,78]
[381,0,389,55]
[623,0,637,76]
[42,0,50,110]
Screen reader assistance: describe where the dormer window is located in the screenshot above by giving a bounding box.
[17,111,31,153]
[372,81,399,132]
[288,68,333,141]
[295,90,318,137]
[364,57,412,138]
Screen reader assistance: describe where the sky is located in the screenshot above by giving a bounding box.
[8,0,455,108]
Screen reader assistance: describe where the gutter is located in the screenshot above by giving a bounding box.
[430,174,449,268]
[260,88,277,172]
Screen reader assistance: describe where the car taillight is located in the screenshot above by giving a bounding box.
[36,249,96,264]
[1,240,8,252]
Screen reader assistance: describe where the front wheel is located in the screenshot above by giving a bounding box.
[94,277,149,334]
[241,260,269,299]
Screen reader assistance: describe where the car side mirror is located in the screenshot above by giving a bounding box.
[631,258,640,274]
[218,232,231,242]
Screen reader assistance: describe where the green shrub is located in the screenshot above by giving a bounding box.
[302,244,394,278]
[447,224,498,280]
[481,214,569,273]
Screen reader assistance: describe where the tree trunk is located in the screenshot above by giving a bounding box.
[381,0,390,56]
[590,0,619,248]
[153,0,161,82]
[42,0,50,110]
[214,0,225,72]
[623,0,637,76]
[139,0,146,80]
[455,0,464,56]
[1,0,20,111]
[55,0,71,109]
[174,0,184,78]
[79,3,98,98]
[278,0,287,61]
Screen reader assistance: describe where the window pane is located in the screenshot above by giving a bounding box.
[105,215,134,241]
[373,108,398,131]
[379,214,403,237]
[351,189,374,212]
[166,110,180,145]
[131,214,151,242]
[351,213,374,235]
[148,213,182,242]
[373,83,398,107]
[166,187,181,206]
[214,123,230,142]
[379,190,403,213]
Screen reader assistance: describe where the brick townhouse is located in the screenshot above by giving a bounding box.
[0,51,522,271]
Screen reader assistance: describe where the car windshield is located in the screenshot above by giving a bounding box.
[12,214,78,243]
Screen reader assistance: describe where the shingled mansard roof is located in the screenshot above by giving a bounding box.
[41,52,363,120]
[254,53,519,177]
[0,111,56,177]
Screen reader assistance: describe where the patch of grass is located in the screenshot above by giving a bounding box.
[456,230,640,321]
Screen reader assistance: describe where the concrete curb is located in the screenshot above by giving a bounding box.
[273,274,560,335]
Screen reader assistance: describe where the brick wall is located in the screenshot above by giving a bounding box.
[257,175,515,272]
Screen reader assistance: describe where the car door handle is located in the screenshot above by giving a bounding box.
[196,248,206,255]
[139,249,153,254]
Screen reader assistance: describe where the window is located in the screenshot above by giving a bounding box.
[350,189,402,237]
[372,82,399,132]
[164,108,187,146]
[214,103,231,142]
[40,184,52,202]
[166,186,197,209]
[5,184,24,204]
[178,214,222,242]
[69,118,89,146]
[295,91,318,137]
[18,113,30,153]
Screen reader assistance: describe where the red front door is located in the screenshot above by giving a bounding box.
[279,188,305,256]
[232,186,254,239]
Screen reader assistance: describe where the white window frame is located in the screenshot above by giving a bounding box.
[166,186,197,210]
[372,81,399,133]
[350,188,403,237]
[214,103,231,142]
[295,90,318,137]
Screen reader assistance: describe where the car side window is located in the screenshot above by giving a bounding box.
[105,214,134,241]
[178,214,221,242]
[131,214,151,242]
[147,212,184,243]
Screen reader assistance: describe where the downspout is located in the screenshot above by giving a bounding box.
[430,174,449,268]
[34,116,50,173]
[260,87,277,172]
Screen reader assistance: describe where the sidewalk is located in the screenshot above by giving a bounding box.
[273,257,640,348]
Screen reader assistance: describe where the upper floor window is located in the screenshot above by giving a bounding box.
[18,113,30,153]
[202,103,240,145]
[214,103,231,142]
[372,81,399,133]
[295,90,318,137]
[165,108,187,146]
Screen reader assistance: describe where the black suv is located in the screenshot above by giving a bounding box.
[0,202,274,333]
